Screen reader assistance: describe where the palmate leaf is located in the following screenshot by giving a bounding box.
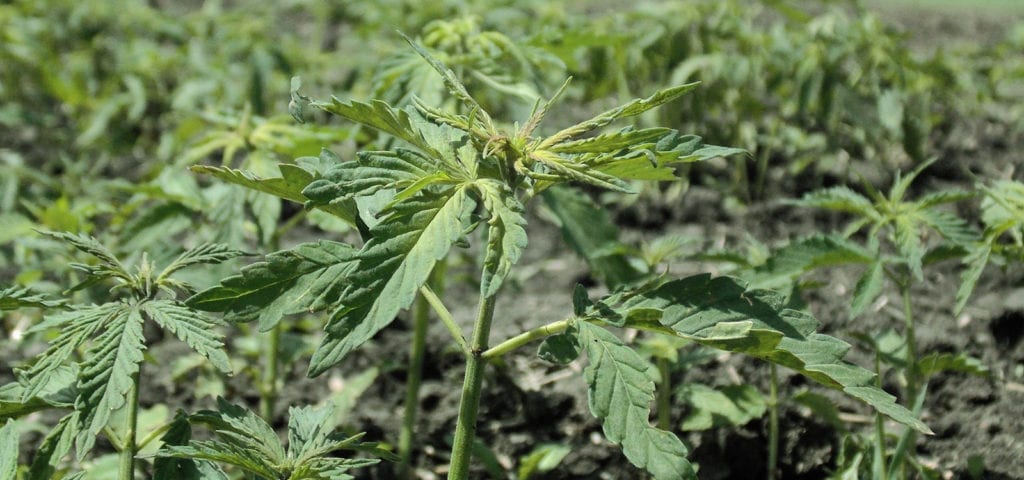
[75,306,146,458]
[18,303,125,401]
[0,286,65,310]
[309,187,475,376]
[153,411,226,480]
[474,179,528,298]
[190,164,358,225]
[577,322,694,479]
[747,234,875,289]
[188,240,359,331]
[588,275,930,434]
[187,398,286,466]
[143,301,232,374]
[303,148,446,206]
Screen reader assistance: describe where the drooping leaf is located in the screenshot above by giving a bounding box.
[310,187,474,376]
[588,274,931,434]
[190,164,358,225]
[955,242,991,315]
[143,301,232,374]
[188,240,359,331]
[75,306,146,458]
[475,179,528,297]
[530,150,634,193]
[677,384,767,431]
[577,321,694,479]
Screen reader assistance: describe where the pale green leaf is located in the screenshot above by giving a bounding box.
[39,230,128,279]
[188,240,359,331]
[159,243,248,280]
[518,443,571,480]
[548,128,671,154]
[893,215,924,279]
[144,301,232,374]
[28,413,78,479]
[578,322,694,479]
[955,243,990,315]
[475,179,528,297]
[191,164,358,225]
[748,234,874,289]
[532,150,634,193]
[75,307,146,459]
[310,187,474,376]
[1,366,76,419]
[303,148,446,207]
[917,352,989,378]
[19,304,124,402]
[677,384,767,431]
[919,209,979,246]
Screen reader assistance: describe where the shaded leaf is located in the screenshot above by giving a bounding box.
[677,384,767,431]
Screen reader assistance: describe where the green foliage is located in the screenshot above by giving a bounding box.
[676,384,767,431]
[154,398,393,480]
[956,179,1024,312]
[6,232,243,467]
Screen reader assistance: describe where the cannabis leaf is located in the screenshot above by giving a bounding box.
[155,398,393,480]
[188,240,359,332]
[0,286,66,310]
[475,179,528,297]
[0,420,18,480]
[585,274,930,434]
[956,179,1024,313]
[11,234,243,463]
[577,322,695,479]
[309,188,474,376]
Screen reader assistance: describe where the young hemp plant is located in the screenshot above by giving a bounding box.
[189,37,929,479]
[787,158,981,478]
[2,231,245,479]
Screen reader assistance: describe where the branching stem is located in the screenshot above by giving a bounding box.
[447,291,498,480]
[420,285,470,356]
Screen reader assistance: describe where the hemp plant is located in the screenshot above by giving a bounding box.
[1,232,245,479]
[788,159,980,478]
[190,37,928,479]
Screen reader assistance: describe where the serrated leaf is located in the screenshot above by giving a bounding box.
[0,420,17,480]
[188,240,359,331]
[475,179,528,297]
[850,260,885,318]
[310,188,474,376]
[303,148,446,207]
[19,304,124,402]
[578,322,694,479]
[548,128,671,154]
[538,330,582,365]
[749,234,874,289]
[590,275,931,434]
[539,83,700,148]
[1,366,76,420]
[28,413,78,479]
[789,186,878,219]
[40,230,128,279]
[0,286,65,310]
[919,209,979,246]
[677,384,766,431]
[74,307,146,459]
[160,244,248,280]
[893,215,924,279]
[144,301,232,374]
[191,164,358,225]
[310,97,440,157]
[153,411,219,480]
[188,398,286,465]
[955,242,990,314]
[531,150,634,193]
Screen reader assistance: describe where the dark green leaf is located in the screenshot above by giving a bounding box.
[538,330,581,365]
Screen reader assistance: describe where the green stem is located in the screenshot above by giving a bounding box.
[420,285,470,356]
[900,283,918,407]
[767,363,779,480]
[259,323,282,421]
[481,319,570,360]
[118,366,141,480]
[656,358,672,431]
[398,292,430,478]
[873,348,889,480]
[447,292,498,480]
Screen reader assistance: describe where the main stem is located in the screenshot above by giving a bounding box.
[447,292,498,480]
[398,292,430,478]
[118,366,141,480]
[656,358,672,431]
[259,323,281,420]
